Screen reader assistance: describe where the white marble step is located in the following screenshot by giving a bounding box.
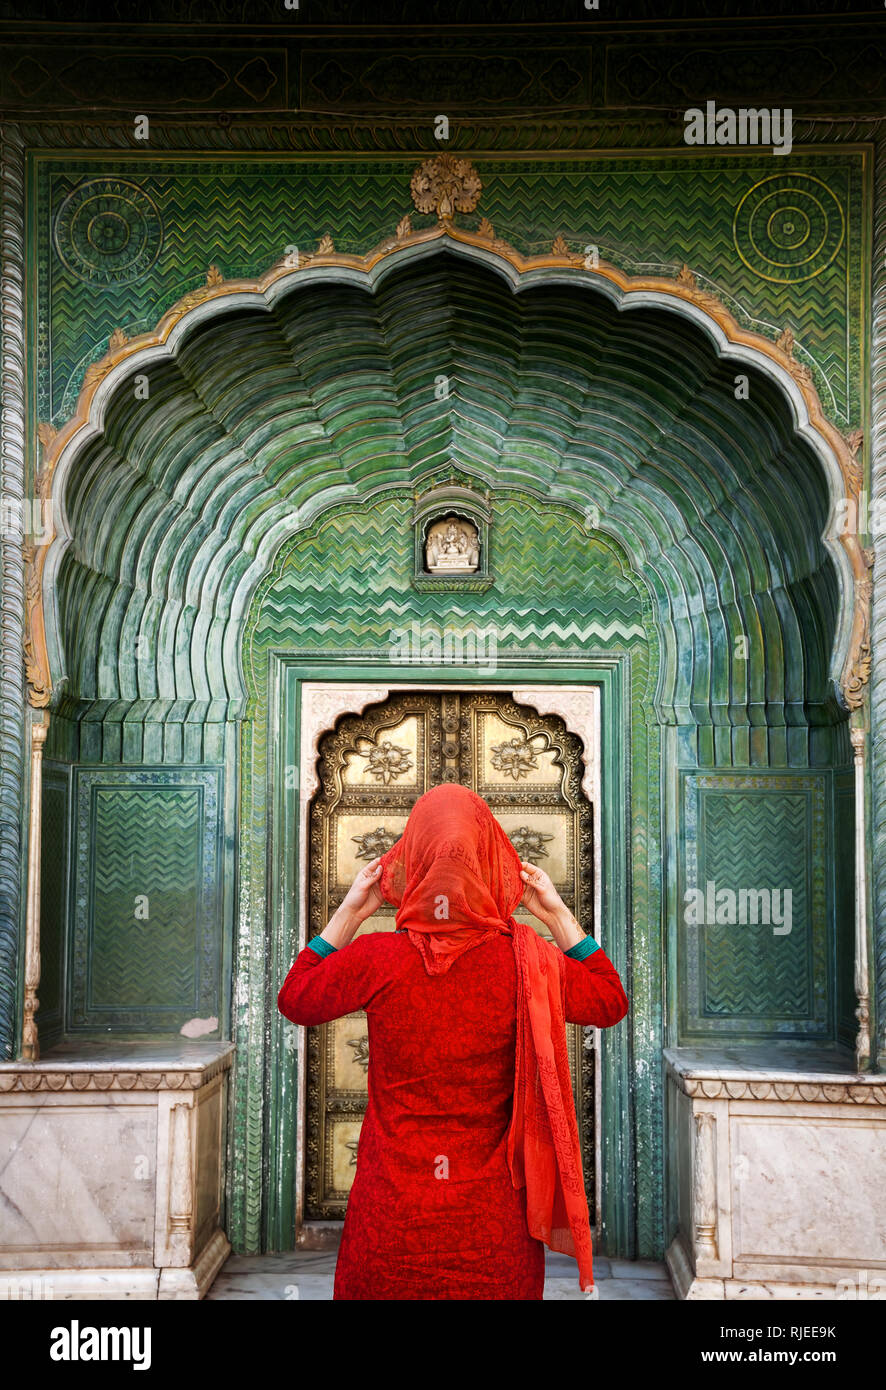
[206,1251,675,1301]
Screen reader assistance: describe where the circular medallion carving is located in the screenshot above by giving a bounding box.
[733,174,844,284]
[53,178,163,285]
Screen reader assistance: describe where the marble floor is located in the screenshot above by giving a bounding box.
[207,1250,676,1301]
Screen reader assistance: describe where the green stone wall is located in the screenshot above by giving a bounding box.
[68,768,224,1034]
[33,149,867,435]
[26,142,864,1258]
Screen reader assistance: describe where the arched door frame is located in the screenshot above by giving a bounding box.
[271,655,631,1255]
[29,221,868,721]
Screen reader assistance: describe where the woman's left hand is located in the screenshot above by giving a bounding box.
[321,857,386,950]
[519,861,565,925]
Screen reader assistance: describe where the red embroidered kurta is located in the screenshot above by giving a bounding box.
[278,930,628,1300]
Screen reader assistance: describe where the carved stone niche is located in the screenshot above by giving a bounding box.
[412,480,493,592]
[426,515,480,573]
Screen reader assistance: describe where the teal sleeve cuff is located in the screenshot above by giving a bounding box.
[307,937,337,959]
[565,934,601,960]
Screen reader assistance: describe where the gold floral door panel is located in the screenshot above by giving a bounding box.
[305,691,595,1223]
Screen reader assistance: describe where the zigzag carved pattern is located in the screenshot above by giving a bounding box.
[39,782,67,1026]
[89,787,201,1013]
[249,501,648,657]
[40,158,862,423]
[43,167,414,418]
[701,793,811,1019]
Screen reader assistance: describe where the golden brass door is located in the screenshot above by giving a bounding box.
[305,690,595,1222]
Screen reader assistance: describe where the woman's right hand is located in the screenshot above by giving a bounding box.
[519,861,585,951]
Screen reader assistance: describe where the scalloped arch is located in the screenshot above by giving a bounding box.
[30,223,867,724]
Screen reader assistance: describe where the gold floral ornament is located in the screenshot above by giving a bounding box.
[776,325,814,390]
[82,359,111,390]
[674,263,722,314]
[508,826,554,863]
[22,545,51,707]
[410,154,482,222]
[490,736,541,780]
[36,423,58,502]
[776,326,796,355]
[352,826,400,860]
[844,549,874,712]
[347,1036,370,1073]
[359,738,414,784]
[843,428,864,499]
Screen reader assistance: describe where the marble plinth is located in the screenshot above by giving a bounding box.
[0,1041,234,1300]
[664,1046,886,1301]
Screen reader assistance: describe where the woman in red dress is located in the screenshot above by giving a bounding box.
[278,783,628,1300]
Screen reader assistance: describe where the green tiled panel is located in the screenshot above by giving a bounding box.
[38,769,69,1048]
[69,767,223,1033]
[703,794,811,1017]
[835,774,857,1051]
[92,788,198,1009]
[35,151,866,428]
[682,773,830,1038]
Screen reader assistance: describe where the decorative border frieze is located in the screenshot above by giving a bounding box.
[0,1053,234,1093]
[869,131,886,1070]
[7,118,885,154]
[667,1069,886,1107]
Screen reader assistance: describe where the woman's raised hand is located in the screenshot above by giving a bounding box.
[519,861,586,951]
[320,856,386,950]
[340,856,385,924]
[519,861,566,925]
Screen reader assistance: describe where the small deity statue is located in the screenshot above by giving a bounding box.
[425,516,480,573]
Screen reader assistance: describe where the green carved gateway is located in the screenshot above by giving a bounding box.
[1,19,879,1291]
[30,225,860,1260]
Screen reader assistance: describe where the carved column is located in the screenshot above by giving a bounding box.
[168,1103,194,1240]
[21,715,48,1060]
[0,124,27,1061]
[852,727,871,1070]
[693,1111,719,1264]
[871,129,886,1069]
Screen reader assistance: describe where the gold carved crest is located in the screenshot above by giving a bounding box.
[410,154,482,221]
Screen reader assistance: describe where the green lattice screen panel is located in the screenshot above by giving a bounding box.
[69,768,223,1033]
[681,773,830,1040]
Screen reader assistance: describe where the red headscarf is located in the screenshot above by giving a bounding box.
[378,782,594,1291]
